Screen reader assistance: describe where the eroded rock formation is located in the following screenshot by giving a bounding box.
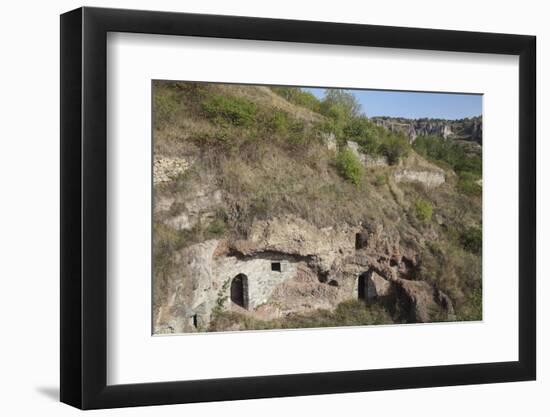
[371,116,482,144]
[154,215,456,333]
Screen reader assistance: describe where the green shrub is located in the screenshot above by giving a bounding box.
[461,226,482,254]
[320,89,361,118]
[344,116,382,154]
[201,94,257,126]
[414,135,482,196]
[455,154,482,177]
[206,218,226,237]
[316,118,345,148]
[343,116,373,140]
[457,287,482,321]
[458,172,482,196]
[267,110,289,134]
[379,134,410,165]
[286,119,309,146]
[414,198,433,222]
[413,134,482,179]
[322,104,349,139]
[330,115,411,165]
[336,148,364,185]
[270,87,321,112]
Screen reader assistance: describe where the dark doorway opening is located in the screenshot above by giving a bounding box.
[355,232,368,249]
[192,314,198,328]
[401,257,415,275]
[358,272,368,301]
[230,273,249,309]
[271,262,281,272]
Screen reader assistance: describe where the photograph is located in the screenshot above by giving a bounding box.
[0,0,542,413]
[152,81,483,334]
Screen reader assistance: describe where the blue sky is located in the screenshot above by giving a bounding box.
[305,88,482,120]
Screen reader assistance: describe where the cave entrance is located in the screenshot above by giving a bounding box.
[230,273,249,310]
[358,272,368,301]
[358,270,378,302]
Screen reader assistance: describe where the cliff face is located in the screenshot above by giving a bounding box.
[152,82,482,334]
[152,145,475,333]
[371,116,482,144]
[154,215,456,334]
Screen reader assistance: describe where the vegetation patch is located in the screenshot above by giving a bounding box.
[201,93,257,127]
[413,134,482,196]
[417,241,481,320]
[379,134,410,165]
[414,198,433,223]
[460,226,482,254]
[335,148,364,185]
[271,86,322,113]
[209,300,393,331]
[458,172,482,196]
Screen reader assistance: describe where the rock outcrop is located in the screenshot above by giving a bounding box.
[372,116,482,144]
[165,188,223,231]
[392,152,448,188]
[394,169,445,188]
[153,157,190,184]
[392,277,455,322]
[322,132,337,151]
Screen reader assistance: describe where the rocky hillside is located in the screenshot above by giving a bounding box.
[152,82,482,334]
[371,116,482,144]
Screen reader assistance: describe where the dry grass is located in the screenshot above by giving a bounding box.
[209,300,394,331]
[215,84,324,124]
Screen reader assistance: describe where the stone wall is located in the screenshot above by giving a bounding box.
[214,256,298,309]
[154,239,301,333]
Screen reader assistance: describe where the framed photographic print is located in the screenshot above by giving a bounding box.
[60,6,536,409]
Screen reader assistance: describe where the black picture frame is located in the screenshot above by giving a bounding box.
[60,6,536,410]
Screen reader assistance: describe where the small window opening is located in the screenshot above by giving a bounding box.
[328,280,339,287]
[355,232,368,249]
[271,262,281,272]
[191,314,198,328]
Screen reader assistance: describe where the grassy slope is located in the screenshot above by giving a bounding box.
[153,81,482,324]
